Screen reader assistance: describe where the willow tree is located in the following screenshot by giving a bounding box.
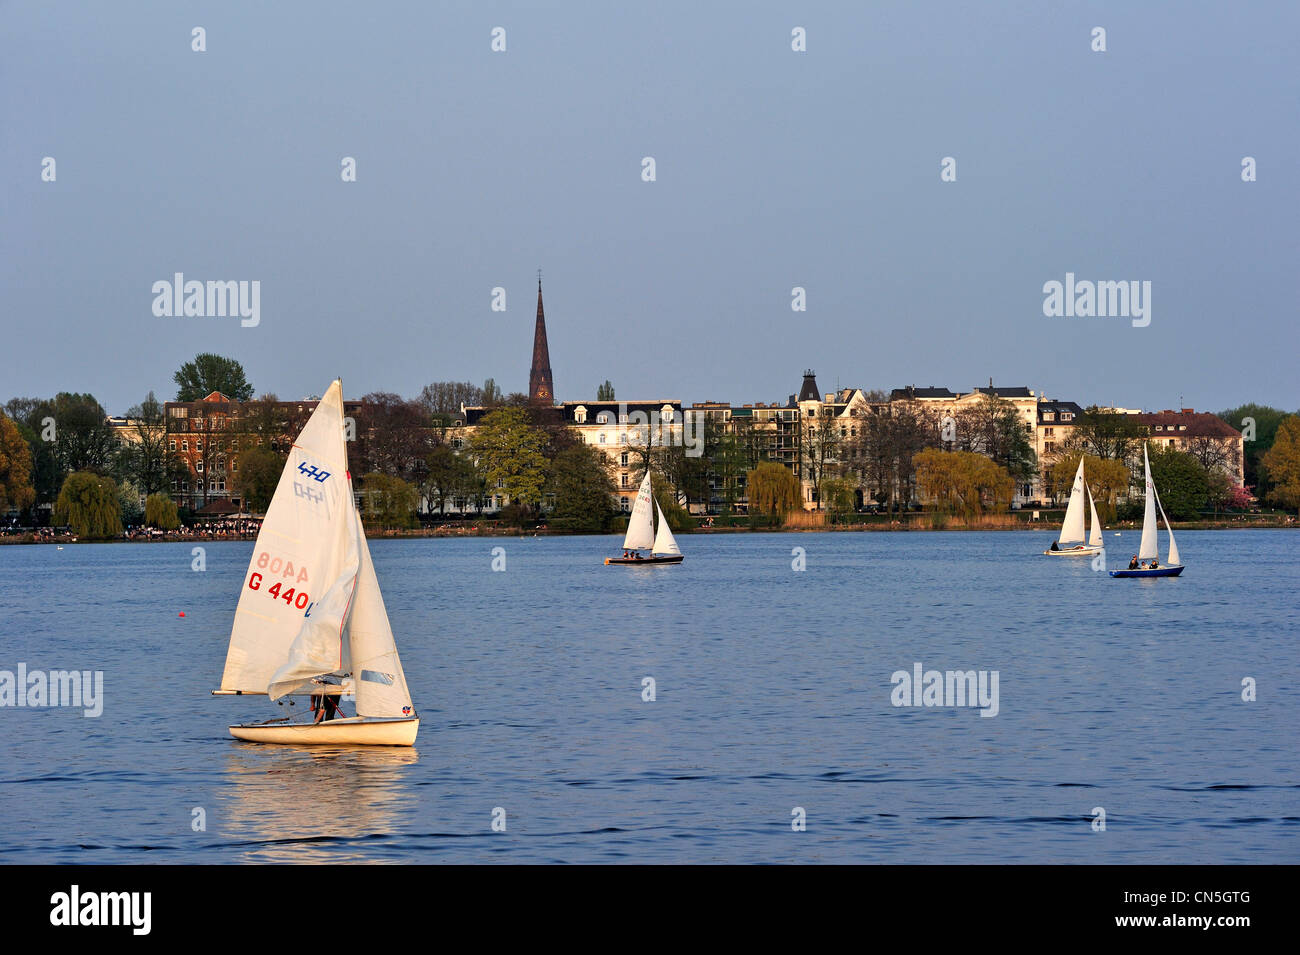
[747,461,800,518]
[53,471,122,538]
[915,449,1013,517]
[145,492,180,530]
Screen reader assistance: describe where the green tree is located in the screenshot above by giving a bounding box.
[1219,404,1291,494]
[820,477,856,516]
[360,472,418,528]
[35,393,119,475]
[747,461,800,518]
[1261,415,1300,514]
[468,407,548,513]
[235,444,286,513]
[118,479,144,525]
[1146,444,1211,520]
[546,443,619,532]
[145,492,180,530]
[53,471,122,538]
[597,380,616,401]
[173,353,254,402]
[481,378,504,406]
[0,413,36,513]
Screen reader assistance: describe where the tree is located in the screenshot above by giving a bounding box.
[1045,451,1131,521]
[468,407,547,513]
[951,393,1037,484]
[355,392,430,483]
[421,444,477,517]
[145,492,180,530]
[0,413,36,514]
[35,393,119,476]
[1146,444,1210,520]
[118,391,188,496]
[1219,404,1292,495]
[747,461,800,518]
[853,401,940,515]
[820,477,856,516]
[1261,415,1300,514]
[235,444,286,513]
[1066,407,1145,460]
[800,410,843,509]
[481,378,504,406]
[360,473,418,528]
[118,479,144,525]
[915,449,1014,517]
[546,443,619,532]
[597,380,616,401]
[418,381,483,415]
[53,471,122,538]
[173,353,254,402]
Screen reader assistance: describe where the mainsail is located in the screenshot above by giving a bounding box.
[1086,484,1103,548]
[652,501,681,556]
[623,471,655,551]
[1058,458,1087,544]
[1138,445,1159,561]
[218,380,359,697]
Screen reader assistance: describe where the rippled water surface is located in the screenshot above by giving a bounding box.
[1,530,1296,863]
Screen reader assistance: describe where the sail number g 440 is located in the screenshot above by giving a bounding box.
[248,572,310,609]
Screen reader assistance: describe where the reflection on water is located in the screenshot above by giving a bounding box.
[220,746,419,863]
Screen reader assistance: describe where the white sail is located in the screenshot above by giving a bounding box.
[1153,482,1182,566]
[1058,458,1087,544]
[217,380,359,697]
[347,506,415,718]
[1086,484,1103,547]
[622,471,655,551]
[652,501,681,556]
[1138,445,1159,561]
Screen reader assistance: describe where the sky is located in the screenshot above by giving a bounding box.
[3,0,1297,416]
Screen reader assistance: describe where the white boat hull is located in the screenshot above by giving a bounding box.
[1044,544,1101,556]
[230,716,419,746]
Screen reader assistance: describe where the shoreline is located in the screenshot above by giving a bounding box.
[4,517,1293,544]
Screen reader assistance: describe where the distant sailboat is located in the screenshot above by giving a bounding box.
[1111,445,1185,578]
[213,379,419,745]
[1044,458,1103,556]
[605,472,684,565]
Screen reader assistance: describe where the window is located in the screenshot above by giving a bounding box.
[1042,412,1055,422]
[232,458,238,472]
[620,496,630,512]
[621,474,629,487]
[661,405,675,423]
[1155,425,1163,431]
[451,438,463,450]
[619,413,628,424]
[195,460,204,472]
[599,433,606,444]
[620,452,629,466]
[168,440,176,451]
[182,439,189,452]
[1061,413,1073,421]
[574,406,588,424]
[196,440,203,452]
[596,412,610,424]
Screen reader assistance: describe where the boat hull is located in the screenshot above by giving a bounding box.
[605,555,684,565]
[230,716,419,746]
[1044,544,1102,556]
[1109,565,1185,578]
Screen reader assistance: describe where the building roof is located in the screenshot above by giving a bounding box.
[972,385,1034,398]
[798,371,821,403]
[890,385,957,400]
[1138,410,1241,438]
[1037,400,1084,423]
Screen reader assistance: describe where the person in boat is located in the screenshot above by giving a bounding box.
[1149,559,1158,569]
[634,551,643,560]
[311,693,343,723]
[1129,555,1139,569]
[1050,541,1059,551]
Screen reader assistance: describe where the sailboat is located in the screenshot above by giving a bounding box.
[1044,457,1104,555]
[1110,444,1184,578]
[212,379,419,745]
[605,471,684,565]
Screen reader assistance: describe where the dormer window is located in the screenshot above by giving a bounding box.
[661,405,675,423]
[574,406,588,424]
[596,412,610,424]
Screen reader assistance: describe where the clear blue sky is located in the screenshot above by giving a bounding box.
[3,0,1296,415]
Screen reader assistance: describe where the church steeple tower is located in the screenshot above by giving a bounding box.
[529,273,554,403]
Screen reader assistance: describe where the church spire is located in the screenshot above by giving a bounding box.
[529,274,554,403]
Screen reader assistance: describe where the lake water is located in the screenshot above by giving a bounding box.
[1,530,1296,863]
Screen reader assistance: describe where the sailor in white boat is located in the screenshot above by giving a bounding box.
[311,692,345,723]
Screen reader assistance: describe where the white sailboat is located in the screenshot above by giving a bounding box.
[605,471,684,565]
[1044,457,1103,555]
[1111,444,1184,578]
[213,379,419,745]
